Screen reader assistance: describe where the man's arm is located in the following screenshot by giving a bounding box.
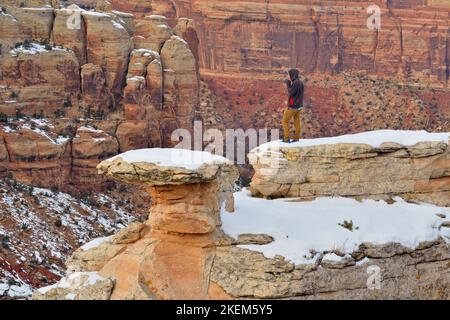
[287,80,300,97]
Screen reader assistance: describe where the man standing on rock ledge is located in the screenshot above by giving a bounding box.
[282,68,304,143]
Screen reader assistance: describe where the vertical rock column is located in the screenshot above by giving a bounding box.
[54,149,239,300]
[97,151,238,299]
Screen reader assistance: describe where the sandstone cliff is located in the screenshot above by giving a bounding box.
[85,0,450,136]
[0,4,200,191]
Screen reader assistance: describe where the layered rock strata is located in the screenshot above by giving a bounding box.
[249,134,450,206]
[0,5,200,190]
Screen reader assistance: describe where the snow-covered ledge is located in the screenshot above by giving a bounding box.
[249,130,450,206]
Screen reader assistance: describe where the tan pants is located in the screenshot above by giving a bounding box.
[282,108,301,141]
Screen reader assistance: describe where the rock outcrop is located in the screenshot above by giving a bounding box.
[211,238,449,300]
[34,149,239,300]
[249,132,450,206]
[0,116,205,193]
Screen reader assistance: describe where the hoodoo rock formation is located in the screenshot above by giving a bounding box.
[34,149,240,300]
[249,131,450,206]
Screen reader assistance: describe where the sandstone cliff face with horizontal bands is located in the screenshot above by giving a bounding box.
[97,0,450,136]
[0,4,199,191]
[168,0,450,86]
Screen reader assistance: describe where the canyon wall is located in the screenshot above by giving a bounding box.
[74,0,449,84]
[105,0,450,135]
[0,3,200,191]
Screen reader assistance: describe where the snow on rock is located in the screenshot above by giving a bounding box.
[111,20,125,30]
[80,236,112,251]
[0,179,142,299]
[221,189,450,265]
[10,43,69,57]
[112,10,134,18]
[106,148,232,171]
[253,130,450,154]
[82,11,111,18]
[127,76,145,82]
[170,35,188,45]
[0,11,18,22]
[37,272,106,294]
[78,125,104,134]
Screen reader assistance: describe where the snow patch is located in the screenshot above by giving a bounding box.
[170,35,188,45]
[78,125,104,133]
[80,236,112,251]
[221,190,450,265]
[253,130,450,154]
[112,10,134,18]
[112,20,125,30]
[10,43,69,57]
[127,76,145,82]
[82,11,111,18]
[37,272,106,294]
[0,11,18,22]
[106,148,232,171]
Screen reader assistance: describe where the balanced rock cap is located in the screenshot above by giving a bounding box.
[97,148,236,186]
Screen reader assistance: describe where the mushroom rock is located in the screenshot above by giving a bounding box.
[34,148,239,300]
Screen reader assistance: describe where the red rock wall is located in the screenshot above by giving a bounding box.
[0,5,200,191]
[108,0,450,134]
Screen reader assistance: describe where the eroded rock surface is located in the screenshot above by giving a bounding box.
[34,146,449,300]
[34,149,239,300]
[249,137,450,206]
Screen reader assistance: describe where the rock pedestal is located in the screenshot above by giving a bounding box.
[34,149,239,300]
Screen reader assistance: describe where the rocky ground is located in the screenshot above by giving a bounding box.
[0,178,150,299]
